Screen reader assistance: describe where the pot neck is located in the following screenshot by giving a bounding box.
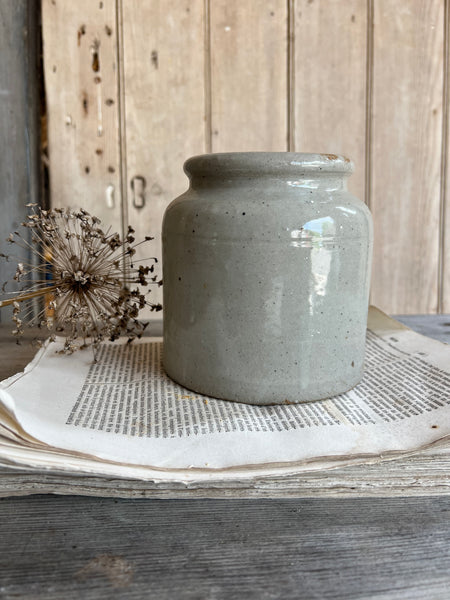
[184,152,353,193]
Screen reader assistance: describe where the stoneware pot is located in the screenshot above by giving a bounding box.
[162,152,373,405]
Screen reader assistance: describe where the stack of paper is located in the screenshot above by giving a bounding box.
[0,308,449,495]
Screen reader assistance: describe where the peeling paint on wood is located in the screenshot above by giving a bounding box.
[42,0,121,231]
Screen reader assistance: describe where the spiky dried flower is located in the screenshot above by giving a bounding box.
[0,205,162,353]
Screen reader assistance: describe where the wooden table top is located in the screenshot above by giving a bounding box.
[0,315,449,599]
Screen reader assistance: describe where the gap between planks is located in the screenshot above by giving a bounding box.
[287,0,295,151]
[365,0,374,210]
[438,0,449,313]
[115,0,128,246]
[203,0,212,154]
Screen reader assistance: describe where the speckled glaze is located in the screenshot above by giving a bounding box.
[162,153,373,405]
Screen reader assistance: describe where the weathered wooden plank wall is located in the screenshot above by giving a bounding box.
[42,0,450,315]
[0,0,41,323]
[292,0,367,202]
[443,0,450,313]
[42,0,121,231]
[370,0,444,314]
[209,0,287,152]
[120,0,206,310]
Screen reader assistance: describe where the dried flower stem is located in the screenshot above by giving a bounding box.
[0,287,58,307]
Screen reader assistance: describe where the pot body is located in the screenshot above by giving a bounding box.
[162,153,373,405]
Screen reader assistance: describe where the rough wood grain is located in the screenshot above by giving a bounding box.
[210,0,288,151]
[395,313,450,343]
[292,0,367,200]
[1,494,450,599]
[370,0,444,314]
[41,0,121,230]
[120,0,206,315]
[0,0,40,323]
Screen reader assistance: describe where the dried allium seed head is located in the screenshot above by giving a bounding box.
[0,207,162,353]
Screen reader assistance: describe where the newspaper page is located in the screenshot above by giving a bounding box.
[0,307,449,482]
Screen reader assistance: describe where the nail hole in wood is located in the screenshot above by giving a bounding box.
[82,92,88,115]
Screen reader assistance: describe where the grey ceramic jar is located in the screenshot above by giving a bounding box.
[162,153,373,405]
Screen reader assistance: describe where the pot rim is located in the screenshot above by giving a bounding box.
[184,152,354,178]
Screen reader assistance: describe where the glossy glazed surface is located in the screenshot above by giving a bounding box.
[162,153,373,404]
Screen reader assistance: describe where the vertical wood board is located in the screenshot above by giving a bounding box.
[370,0,444,314]
[293,0,368,201]
[0,1,41,322]
[443,0,450,313]
[121,0,206,314]
[42,0,121,231]
[210,0,288,151]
